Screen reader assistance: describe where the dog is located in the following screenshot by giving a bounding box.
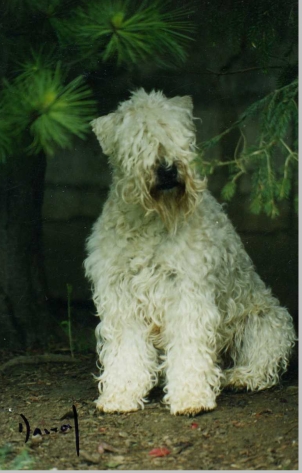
[84,89,296,415]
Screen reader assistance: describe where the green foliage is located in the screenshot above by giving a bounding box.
[221,180,236,201]
[0,445,34,470]
[0,117,13,163]
[0,0,194,162]
[198,80,298,217]
[67,283,74,357]
[53,0,194,68]
[198,0,298,219]
[60,283,94,353]
[60,284,75,356]
[1,63,96,159]
[204,0,297,72]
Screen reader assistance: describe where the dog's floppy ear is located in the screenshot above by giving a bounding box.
[91,113,116,156]
[169,95,193,113]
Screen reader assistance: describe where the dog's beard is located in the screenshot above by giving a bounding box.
[149,184,187,233]
[115,162,206,234]
[149,179,203,234]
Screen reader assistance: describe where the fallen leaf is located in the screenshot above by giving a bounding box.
[28,396,41,402]
[105,455,125,468]
[256,408,273,417]
[98,441,120,453]
[80,450,100,464]
[201,428,210,438]
[30,434,43,446]
[98,444,105,454]
[231,420,246,428]
[149,447,171,457]
[174,441,193,454]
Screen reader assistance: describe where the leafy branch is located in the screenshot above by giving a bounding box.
[1,61,96,160]
[52,0,194,68]
[0,0,195,163]
[197,79,298,217]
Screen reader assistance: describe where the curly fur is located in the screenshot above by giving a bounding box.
[85,88,296,416]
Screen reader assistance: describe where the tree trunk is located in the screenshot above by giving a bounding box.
[0,153,51,350]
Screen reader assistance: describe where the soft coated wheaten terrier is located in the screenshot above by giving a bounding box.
[84,89,296,415]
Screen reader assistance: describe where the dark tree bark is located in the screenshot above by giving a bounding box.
[0,153,51,350]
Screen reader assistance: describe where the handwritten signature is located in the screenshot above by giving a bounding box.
[19,404,79,456]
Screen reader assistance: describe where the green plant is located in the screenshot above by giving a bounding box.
[1,62,96,160]
[60,284,75,357]
[203,0,297,70]
[53,0,194,68]
[193,0,298,218]
[198,80,298,218]
[0,0,194,163]
[0,445,34,470]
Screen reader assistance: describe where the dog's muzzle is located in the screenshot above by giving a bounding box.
[155,163,180,191]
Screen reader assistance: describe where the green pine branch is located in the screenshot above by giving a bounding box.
[1,61,96,159]
[52,0,195,68]
[0,118,13,164]
[0,0,195,162]
[197,79,298,218]
[204,0,297,70]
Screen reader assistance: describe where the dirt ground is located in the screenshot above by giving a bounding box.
[0,349,298,471]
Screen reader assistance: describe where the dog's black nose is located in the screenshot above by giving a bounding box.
[156,163,179,190]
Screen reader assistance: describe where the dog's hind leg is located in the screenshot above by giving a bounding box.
[223,303,295,391]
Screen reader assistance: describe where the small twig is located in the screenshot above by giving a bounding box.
[280,139,298,160]
[204,65,283,76]
[279,152,296,199]
[283,154,292,178]
[233,130,249,169]
[0,354,80,374]
[290,98,298,111]
[216,159,237,167]
[232,170,245,183]
[283,424,298,436]
[265,151,272,194]
[67,283,74,358]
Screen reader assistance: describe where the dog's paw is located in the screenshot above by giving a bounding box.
[223,367,276,391]
[169,397,216,416]
[223,368,249,390]
[95,395,140,414]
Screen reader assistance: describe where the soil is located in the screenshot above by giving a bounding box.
[0,350,298,471]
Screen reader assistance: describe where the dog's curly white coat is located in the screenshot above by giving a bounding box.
[85,89,296,416]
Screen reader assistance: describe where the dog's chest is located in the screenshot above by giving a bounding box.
[125,222,199,274]
[120,222,209,309]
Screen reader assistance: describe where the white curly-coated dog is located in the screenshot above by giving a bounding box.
[84,89,296,416]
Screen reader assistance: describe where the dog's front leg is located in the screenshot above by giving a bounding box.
[95,319,158,413]
[162,295,222,416]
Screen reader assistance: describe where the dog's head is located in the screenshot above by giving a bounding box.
[92,89,206,232]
